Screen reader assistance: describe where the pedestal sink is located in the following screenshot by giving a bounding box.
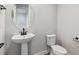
[11,33,35,55]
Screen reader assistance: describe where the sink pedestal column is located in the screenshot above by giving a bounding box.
[21,43,28,55]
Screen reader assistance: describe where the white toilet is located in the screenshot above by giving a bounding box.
[46,34,67,55]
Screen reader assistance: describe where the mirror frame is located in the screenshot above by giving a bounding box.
[11,4,35,31]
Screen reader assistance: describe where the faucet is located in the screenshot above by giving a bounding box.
[20,28,27,35]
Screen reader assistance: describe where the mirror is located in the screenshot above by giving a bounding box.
[12,4,34,30]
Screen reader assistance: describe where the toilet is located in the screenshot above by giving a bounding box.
[46,34,67,55]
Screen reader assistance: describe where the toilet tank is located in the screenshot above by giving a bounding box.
[46,34,56,46]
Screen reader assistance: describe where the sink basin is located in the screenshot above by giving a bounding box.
[12,33,35,44]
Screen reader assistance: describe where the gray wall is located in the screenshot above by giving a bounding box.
[5,5,21,55]
[57,5,79,55]
[5,4,57,55]
[29,4,57,54]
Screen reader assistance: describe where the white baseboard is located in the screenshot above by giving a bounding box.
[34,50,49,55]
[33,50,70,55]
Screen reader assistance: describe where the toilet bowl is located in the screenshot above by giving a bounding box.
[46,34,68,55]
[51,45,67,55]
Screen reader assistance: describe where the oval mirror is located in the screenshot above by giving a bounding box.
[12,4,35,31]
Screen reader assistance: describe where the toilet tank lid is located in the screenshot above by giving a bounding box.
[47,34,56,37]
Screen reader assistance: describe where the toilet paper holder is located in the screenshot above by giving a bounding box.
[73,37,79,42]
[0,43,4,48]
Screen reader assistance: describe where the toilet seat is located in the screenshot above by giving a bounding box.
[51,45,67,55]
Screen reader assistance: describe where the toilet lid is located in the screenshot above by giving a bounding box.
[51,45,67,54]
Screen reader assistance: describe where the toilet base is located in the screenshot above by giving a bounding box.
[49,52,70,55]
[50,52,55,55]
